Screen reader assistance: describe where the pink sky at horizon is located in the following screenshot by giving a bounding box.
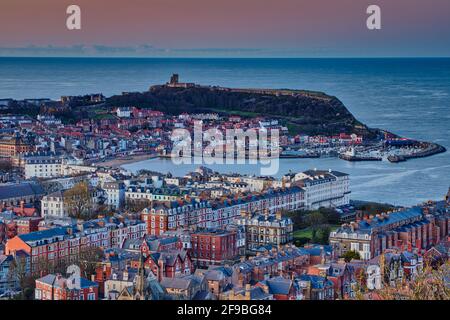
[1,0,450,56]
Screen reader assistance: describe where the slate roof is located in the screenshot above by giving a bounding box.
[160,274,204,290]
[303,244,332,257]
[192,290,212,300]
[335,207,425,235]
[17,217,144,245]
[434,242,450,256]
[0,254,12,266]
[328,263,347,277]
[260,276,292,295]
[160,277,192,290]
[37,274,98,289]
[204,269,227,281]
[18,226,69,243]
[109,268,139,281]
[232,286,272,300]
[0,183,44,201]
[147,236,179,251]
[207,265,233,277]
[297,274,333,289]
[357,207,423,231]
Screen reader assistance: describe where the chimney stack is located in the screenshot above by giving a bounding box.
[245,284,251,299]
[264,209,269,220]
[276,210,282,220]
[76,220,84,232]
[20,201,25,215]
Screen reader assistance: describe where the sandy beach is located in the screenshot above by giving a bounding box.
[91,153,158,168]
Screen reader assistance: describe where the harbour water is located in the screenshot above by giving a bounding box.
[1,57,449,206]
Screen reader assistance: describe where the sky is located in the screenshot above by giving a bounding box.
[0,0,450,57]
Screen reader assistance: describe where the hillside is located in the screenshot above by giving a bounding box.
[106,85,377,137]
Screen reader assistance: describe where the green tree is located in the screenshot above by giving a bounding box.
[307,211,325,228]
[342,250,361,262]
[313,225,331,245]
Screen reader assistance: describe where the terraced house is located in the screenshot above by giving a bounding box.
[288,169,350,210]
[5,217,146,273]
[141,186,304,236]
[329,203,450,260]
[125,186,184,205]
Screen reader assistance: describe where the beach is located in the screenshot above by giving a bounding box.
[91,153,158,168]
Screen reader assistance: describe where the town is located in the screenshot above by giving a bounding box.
[0,75,445,167]
[0,77,448,301]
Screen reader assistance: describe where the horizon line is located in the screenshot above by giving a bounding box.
[1,55,450,59]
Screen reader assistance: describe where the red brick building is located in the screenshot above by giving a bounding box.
[138,250,194,281]
[190,229,238,268]
[35,273,98,300]
[15,217,43,235]
[5,218,146,273]
[93,262,113,298]
[140,200,211,236]
[119,235,193,282]
[139,236,183,254]
[0,136,32,160]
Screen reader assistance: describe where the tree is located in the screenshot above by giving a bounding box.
[375,262,450,300]
[64,182,93,219]
[95,203,114,217]
[320,208,340,225]
[125,199,151,213]
[294,237,310,247]
[8,255,35,299]
[313,225,331,245]
[307,211,326,226]
[357,202,394,216]
[77,246,104,279]
[342,250,361,262]
[0,160,12,172]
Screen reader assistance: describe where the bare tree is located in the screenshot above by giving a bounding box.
[64,182,93,219]
[356,261,450,300]
[77,246,104,279]
[8,256,34,299]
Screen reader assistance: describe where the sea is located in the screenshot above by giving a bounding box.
[0,57,449,206]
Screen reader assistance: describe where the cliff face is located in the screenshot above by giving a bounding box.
[106,85,377,137]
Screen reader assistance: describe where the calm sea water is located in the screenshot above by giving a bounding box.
[1,57,449,206]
